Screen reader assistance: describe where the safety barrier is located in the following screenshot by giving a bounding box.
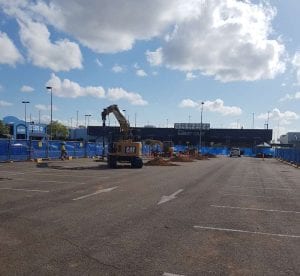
[0,138,276,162]
[275,148,300,167]
[0,139,105,162]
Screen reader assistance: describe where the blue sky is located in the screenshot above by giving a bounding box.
[0,0,300,140]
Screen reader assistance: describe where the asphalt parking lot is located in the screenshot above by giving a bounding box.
[0,157,299,275]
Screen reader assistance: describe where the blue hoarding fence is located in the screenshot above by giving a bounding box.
[1,138,277,162]
[275,148,300,166]
[0,139,105,162]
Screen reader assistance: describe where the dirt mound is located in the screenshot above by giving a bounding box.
[203,153,217,158]
[195,155,209,160]
[170,155,194,162]
[145,157,178,166]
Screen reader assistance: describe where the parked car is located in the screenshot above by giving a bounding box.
[230,147,241,157]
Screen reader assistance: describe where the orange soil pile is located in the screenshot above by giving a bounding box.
[195,155,209,160]
[170,155,194,162]
[145,157,178,166]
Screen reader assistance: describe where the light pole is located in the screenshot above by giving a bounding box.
[22,101,30,140]
[84,114,91,127]
[199,102,204,153]
[46,86,53,140]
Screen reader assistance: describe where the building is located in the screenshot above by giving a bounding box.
[88,123,272,148]
[279,132,300,148]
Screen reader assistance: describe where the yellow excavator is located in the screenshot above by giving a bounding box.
[101,104,143,168]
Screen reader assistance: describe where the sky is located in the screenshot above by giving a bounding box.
[0,0,300,141]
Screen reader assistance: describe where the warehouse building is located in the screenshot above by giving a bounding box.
[88,123,272,148]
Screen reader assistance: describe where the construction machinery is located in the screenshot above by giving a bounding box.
[101,105,143,168]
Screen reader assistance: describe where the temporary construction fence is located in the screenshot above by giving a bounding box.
[0,138,276,162]
[275,148,300,166]
[0,139,104,162]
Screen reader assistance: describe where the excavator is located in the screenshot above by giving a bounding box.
[101,104,143,168]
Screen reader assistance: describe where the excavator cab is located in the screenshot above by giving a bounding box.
[108,140,143,168]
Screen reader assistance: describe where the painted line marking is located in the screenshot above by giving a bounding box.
[210,205,300,214]
[73,186,118,201]
[230,186,294,191]
[163,273,185,276]
[158,189,184,205]
[221,193,290,199]
[0,188,49,193]
[194,226,300,239]
[0,171,25,175]
[40,180,86,184]
[27,173,109,178]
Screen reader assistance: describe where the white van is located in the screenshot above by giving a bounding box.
[230,147,241,157]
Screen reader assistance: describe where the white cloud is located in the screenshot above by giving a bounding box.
[35,104,58,111]
[150,0,286,82]
[1,0,285,81]
[204,99,242,116]
[179,99,199,108]
[0,100,13,107]
[95,58,103,67]
[146,48,163,66]
[20,85,34,92]
[179,98,242,116]
[112,64,124,73]
[107,88,148,106]
[185,72,197,81]
[292,52,300,85]
[18,18,82,72]
[25,0,182,53]
[0,31,23,66]
[45,74,148,105]
[279,92,300,102]
[46,73,105,98]
[136,69,147,77]
[258,108,299,125]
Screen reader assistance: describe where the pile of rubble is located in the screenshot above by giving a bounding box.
[145,157,178,166]
[170,155,194,162]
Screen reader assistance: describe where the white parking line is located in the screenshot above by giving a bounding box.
[163,273,185,276]
[221,193,288,199]
[73,186,118,201]
[0,188,49,193]
[194,226,300,239]
[210,205,300,214]
[230,186,294,191]
[0,171,25,175]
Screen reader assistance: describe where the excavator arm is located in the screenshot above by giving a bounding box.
[101,104,130,139]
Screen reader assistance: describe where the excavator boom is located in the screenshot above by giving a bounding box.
[101,104,129,138]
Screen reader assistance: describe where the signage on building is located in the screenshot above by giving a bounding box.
[174,123,210,130]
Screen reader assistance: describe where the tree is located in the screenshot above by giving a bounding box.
[0,120,9,137]
[46,121,69,140]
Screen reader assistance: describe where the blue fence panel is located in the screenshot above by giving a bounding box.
[0,139,9,161]
[275,148,300,165]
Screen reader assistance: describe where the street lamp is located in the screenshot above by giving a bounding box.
[46,86,53,140]
[85,114,91,127]
[199,102,204,153]
[22,101,30,140]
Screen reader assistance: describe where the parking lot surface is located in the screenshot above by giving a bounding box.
[0,157,299,275]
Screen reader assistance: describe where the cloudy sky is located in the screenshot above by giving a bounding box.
[0,0,299,140]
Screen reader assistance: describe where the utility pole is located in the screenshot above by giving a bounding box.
[199,102,204,153]
[76,110,79,127]
[252,113,255,129]
[22,101,30,140]
[267,111,270,129]
[46,86,53,140]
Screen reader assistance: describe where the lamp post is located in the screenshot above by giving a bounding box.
[46,86,53,140]
[199,102,204,153]
[84,114,91,128]
[22,101,30,140]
